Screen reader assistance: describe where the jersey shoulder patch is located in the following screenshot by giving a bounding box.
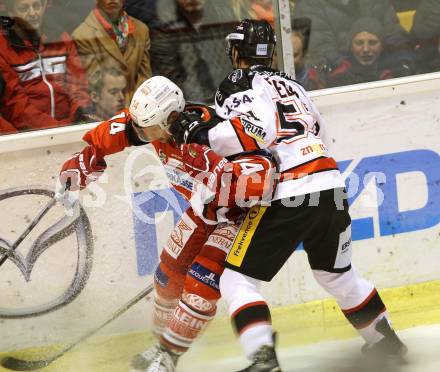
[215,68,252,107]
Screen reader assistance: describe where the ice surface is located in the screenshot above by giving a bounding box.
[180,324,440,372]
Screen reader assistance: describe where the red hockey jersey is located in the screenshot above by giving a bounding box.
[82,109,277,223]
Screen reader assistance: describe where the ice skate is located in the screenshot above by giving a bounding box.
[143,346,179,372]
[131,344,160,370]
[237,345,281,372]
[361,318,408,359]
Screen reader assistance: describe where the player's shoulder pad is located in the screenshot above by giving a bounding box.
[215,68,253,107]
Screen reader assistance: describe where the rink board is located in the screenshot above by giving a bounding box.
[1,73,440,353]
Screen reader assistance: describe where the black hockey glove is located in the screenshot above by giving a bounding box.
[185,102,217,122]
[169,111,211,146]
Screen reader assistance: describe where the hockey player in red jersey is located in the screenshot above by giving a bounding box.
[169,19,408,372]
[57,76,277,372]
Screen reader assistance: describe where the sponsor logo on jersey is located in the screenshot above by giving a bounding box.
[154,306,173,323]
[300,143,327,156]
[229,69,243,83]
[215,89,225,106]
[207,225,237,253]
[334,225,352,269]
[164,165,194,192]
[154,265,169,287]
[188,262,220,291]
[224,94,253,115]
[165,214,197,258]
[242,118,267,143]
[182,293,214,312]
[208,234,234,252]
[173,306,206,331]
[341,238,351,252]
[227,205,267,267]
[207,158,228,189]
[248,207,260,219]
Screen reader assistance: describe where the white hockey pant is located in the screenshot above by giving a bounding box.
[313,266,389,344]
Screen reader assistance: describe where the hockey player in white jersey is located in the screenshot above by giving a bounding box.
[170,19,407,372]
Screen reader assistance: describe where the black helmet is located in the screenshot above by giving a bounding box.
[226,19,276,61]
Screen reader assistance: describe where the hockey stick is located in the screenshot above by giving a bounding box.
[1,283,154,371]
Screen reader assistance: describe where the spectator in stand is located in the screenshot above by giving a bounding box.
[230,0,297,26]
[328,18,401,87]
[125,0,237,103]
[0,115,15,134]
[291,20,326,91]
[0,71,17,134]
[411,0,440,74]
[231,0,275,26]
[44,0,94,35]
[294,0,414,77]
[0,0,91,132]
[72,0,152,103]
[87,66,127,122]
[272,17,326,90]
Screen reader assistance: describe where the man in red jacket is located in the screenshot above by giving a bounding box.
[0,70,17,134]
[0,115,16,134]
[0,0,91,132]
[57,76,277,372]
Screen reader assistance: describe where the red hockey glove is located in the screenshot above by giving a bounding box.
[59,145,107,191]
[181,143,228,180]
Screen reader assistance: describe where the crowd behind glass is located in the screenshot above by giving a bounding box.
[0,0,438,135]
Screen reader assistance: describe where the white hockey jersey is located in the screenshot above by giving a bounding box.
[210,65,345,200]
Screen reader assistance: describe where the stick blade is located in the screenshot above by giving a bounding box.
[1,356,49,371]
